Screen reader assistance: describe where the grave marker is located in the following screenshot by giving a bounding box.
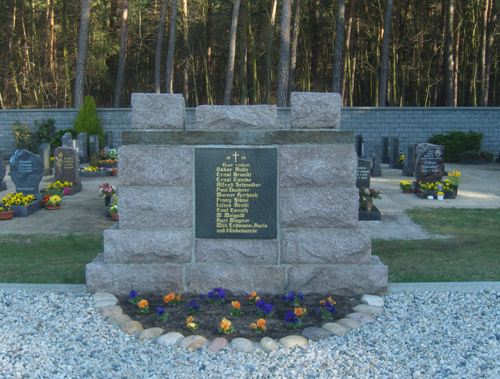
[89,135,99,159]
[402,145,416,177]
[415,143,445,182]
[54,147,81,185]
[0,156,7,191]
[38,143,51,176]
[77,132,89,163]
[389,137,401,169]
[9,149,43,197]
[105,131,113,148]
[382,137,390,164]
[355,135,364,158]
[356,158,372,189]
[61,132,72,147]
[365,143,382,177]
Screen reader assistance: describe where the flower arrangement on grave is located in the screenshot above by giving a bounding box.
[218,317,234,334]
[315,296,337,320]
[81,166,98,172]
[155,307,170,322]
[185,316,197,330]
[398,153,405,165]
[163,291,182,306]
[99,182,116,206]
[255,299,273,318]
[0,204,14,220]
[359,187,381,211]
[447,170,461,187]
[399,180,413,193]
[2,193,37,207]
[46,195,62,209]
[45,181,73,196]
[250,318,267,333]
[230,300,242,316]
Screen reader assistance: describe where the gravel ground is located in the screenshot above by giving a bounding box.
[1,289,498,379]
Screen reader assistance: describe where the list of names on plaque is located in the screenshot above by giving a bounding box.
[195,148,277,239]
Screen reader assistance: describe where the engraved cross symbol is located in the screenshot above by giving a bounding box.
[232,152,240,162]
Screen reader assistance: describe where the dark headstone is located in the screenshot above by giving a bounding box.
[61,132,72,147]
[89,135,99,159]
[389,137,401,169]
[9,149,43,197]
[355,135,364,158]
[54,147,81,185]
[356,158,372,189]
[415,143,445,183]
[105,131,113,148]
[366,143,382,177]
[382,137,390,164]
[38,143,51,176]
[402,144,416,177]
[77,132,89,163]
[195,148,277,239]
[0,156,6,191]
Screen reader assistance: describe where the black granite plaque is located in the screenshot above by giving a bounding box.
[415,143,445,182]
[356,158,371,189]
[195,148,277,239]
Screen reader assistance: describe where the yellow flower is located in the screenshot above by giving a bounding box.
[219,318,232,331]
[186,322,197,330]
[138,299,149,309]
[231,300,241,310]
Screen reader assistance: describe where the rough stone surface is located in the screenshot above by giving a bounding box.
[280,187,359,228]
[260,337,280,352]
[93,292,118,303]
[353,304,384,316]
[336,318,361,330]
[347,312,377,323]
[286,257,388,295]
[107,313,132,326]
[157,332,185,347]
[139,328,164,340]
[119,186,192,229]
[195,239,278,264]
[99,306,123,318]
[186,264,286,294]
[120,320,144,335]
[9,149,44,197]
[361,294,385,307]
[95,299,118,309]
[196,105,277,130]
[131,93,185,130]
[86,255,183,295]
[279,144,356,187]
[301,327,331,341]
[179,335,207,350]
[207,337,228,353]
[104,229,192,264]
[281,229,371,264]
[321,322,348,336]
[290,92,341,129]
[119,145,192,186]
[279,335,308,349]
[230,338,255,353]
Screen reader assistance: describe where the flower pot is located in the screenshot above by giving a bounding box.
[110,168,118,176]
[0,210,14,220]
[110,212,119,221]
[46,205,61,210]
[437,195,444,201]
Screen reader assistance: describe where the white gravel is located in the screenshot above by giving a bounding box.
[0,289,499,379]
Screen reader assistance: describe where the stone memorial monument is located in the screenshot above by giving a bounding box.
[389,137,401,169]
[38,143,51,176]
[54,147,82,193]
[382,137,390,164]
[355,135,364,158]
[86,92,388,296]
[77,133,89,163]
[61,132,72,147]
[0,156,7,191]
[89,135,100,159]
[105,131,113,148]
[415,143,445,182]
[9,149,43,197]
[356,158,371,189]
[402,145,416,177]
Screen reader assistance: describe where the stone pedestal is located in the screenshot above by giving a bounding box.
[86,93,388,296]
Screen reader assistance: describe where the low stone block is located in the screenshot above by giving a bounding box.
[157,332,185,347]
[104,229,192,264]
[361,294,384,307]
[99,306,123,318]
[260,337,280,352]
[301,327,331,341]
[336,318,361,330]
[290,92,341,129]
[196,105,277,129]
[120,320,144,335]
[119,187,192,229]
[281,229,371,264]
[119,145,192,186]
[279,145,356,187]
[322,322,348,336]
[279,335,308,349]
[280,187,358,228]
[195,239,278,264]
[139,327,164,340]
[230,338,255,353]
[179,335,207,350]
[131,93,185,129]
[207,337,228,353]
[86,255,184,295]
[347,312,376,323]
[107,313,131,326]
[352,304,384,316]
[186,264,286,294]
[286,257,388,296]
[93,292,118,303]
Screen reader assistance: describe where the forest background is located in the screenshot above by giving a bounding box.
[0,0,498,109]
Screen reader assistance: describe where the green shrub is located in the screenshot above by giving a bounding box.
[459,150,494,162]
[11,122,36,151]
[34,118,56,146]
[51,128,76,149]
[74,96,104,146]
[428,131,482,162]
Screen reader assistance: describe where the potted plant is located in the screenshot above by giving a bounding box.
[359,187,381,212]
[99,182,116,206]
[436,191,445,201]
[399,180,413,194]
[109,195,119,221]
[0,204,14,220]
[46,195,62,210]
[2,193,39,217]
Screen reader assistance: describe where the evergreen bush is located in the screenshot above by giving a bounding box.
[74,96,104,147]
[428,131,483,162]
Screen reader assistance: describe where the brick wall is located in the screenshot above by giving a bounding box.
[1,107,499,157]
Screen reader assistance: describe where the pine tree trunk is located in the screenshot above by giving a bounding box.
[483,1,497,106]
[332,0,345,94]
[1,1,16,108]
[74,0,92,108]
[264,0,278,104]
[276,0,291,107]
[154,0,168,93]
[239,0,248,105]
[182,0,190,104]
[378,0,393,107]
[309,0,321,90]
[223,0,241,105]
[289,0,302,94]
[445,0,455,106]
[165,0,178,94]
[114,0,129,107]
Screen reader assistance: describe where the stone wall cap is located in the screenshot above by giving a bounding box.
[122,130,354,145]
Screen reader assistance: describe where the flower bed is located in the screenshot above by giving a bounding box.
[80,166,111,177]
[119,289,358,341]
[2,193,40,217]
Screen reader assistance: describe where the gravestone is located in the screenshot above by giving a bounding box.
[38,143,51,176]
[54,147,81,185]
[0,156,6,191]
[365,143,382,177]
[382,137,390,164]
[77,133,89,163]
[61,132,72,147]
[89,135,99,159]
[9,149,43,197]
[402,145,416,177]
[415,143,445,182]
[356,158,371,189]
[389,137,401,169]
[355,135,364,158]
[105,131,113,148]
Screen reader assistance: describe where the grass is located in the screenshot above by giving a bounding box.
[0,233,102,284]
[374,208,500,282]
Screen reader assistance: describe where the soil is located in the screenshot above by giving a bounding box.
[119,291,360,341]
